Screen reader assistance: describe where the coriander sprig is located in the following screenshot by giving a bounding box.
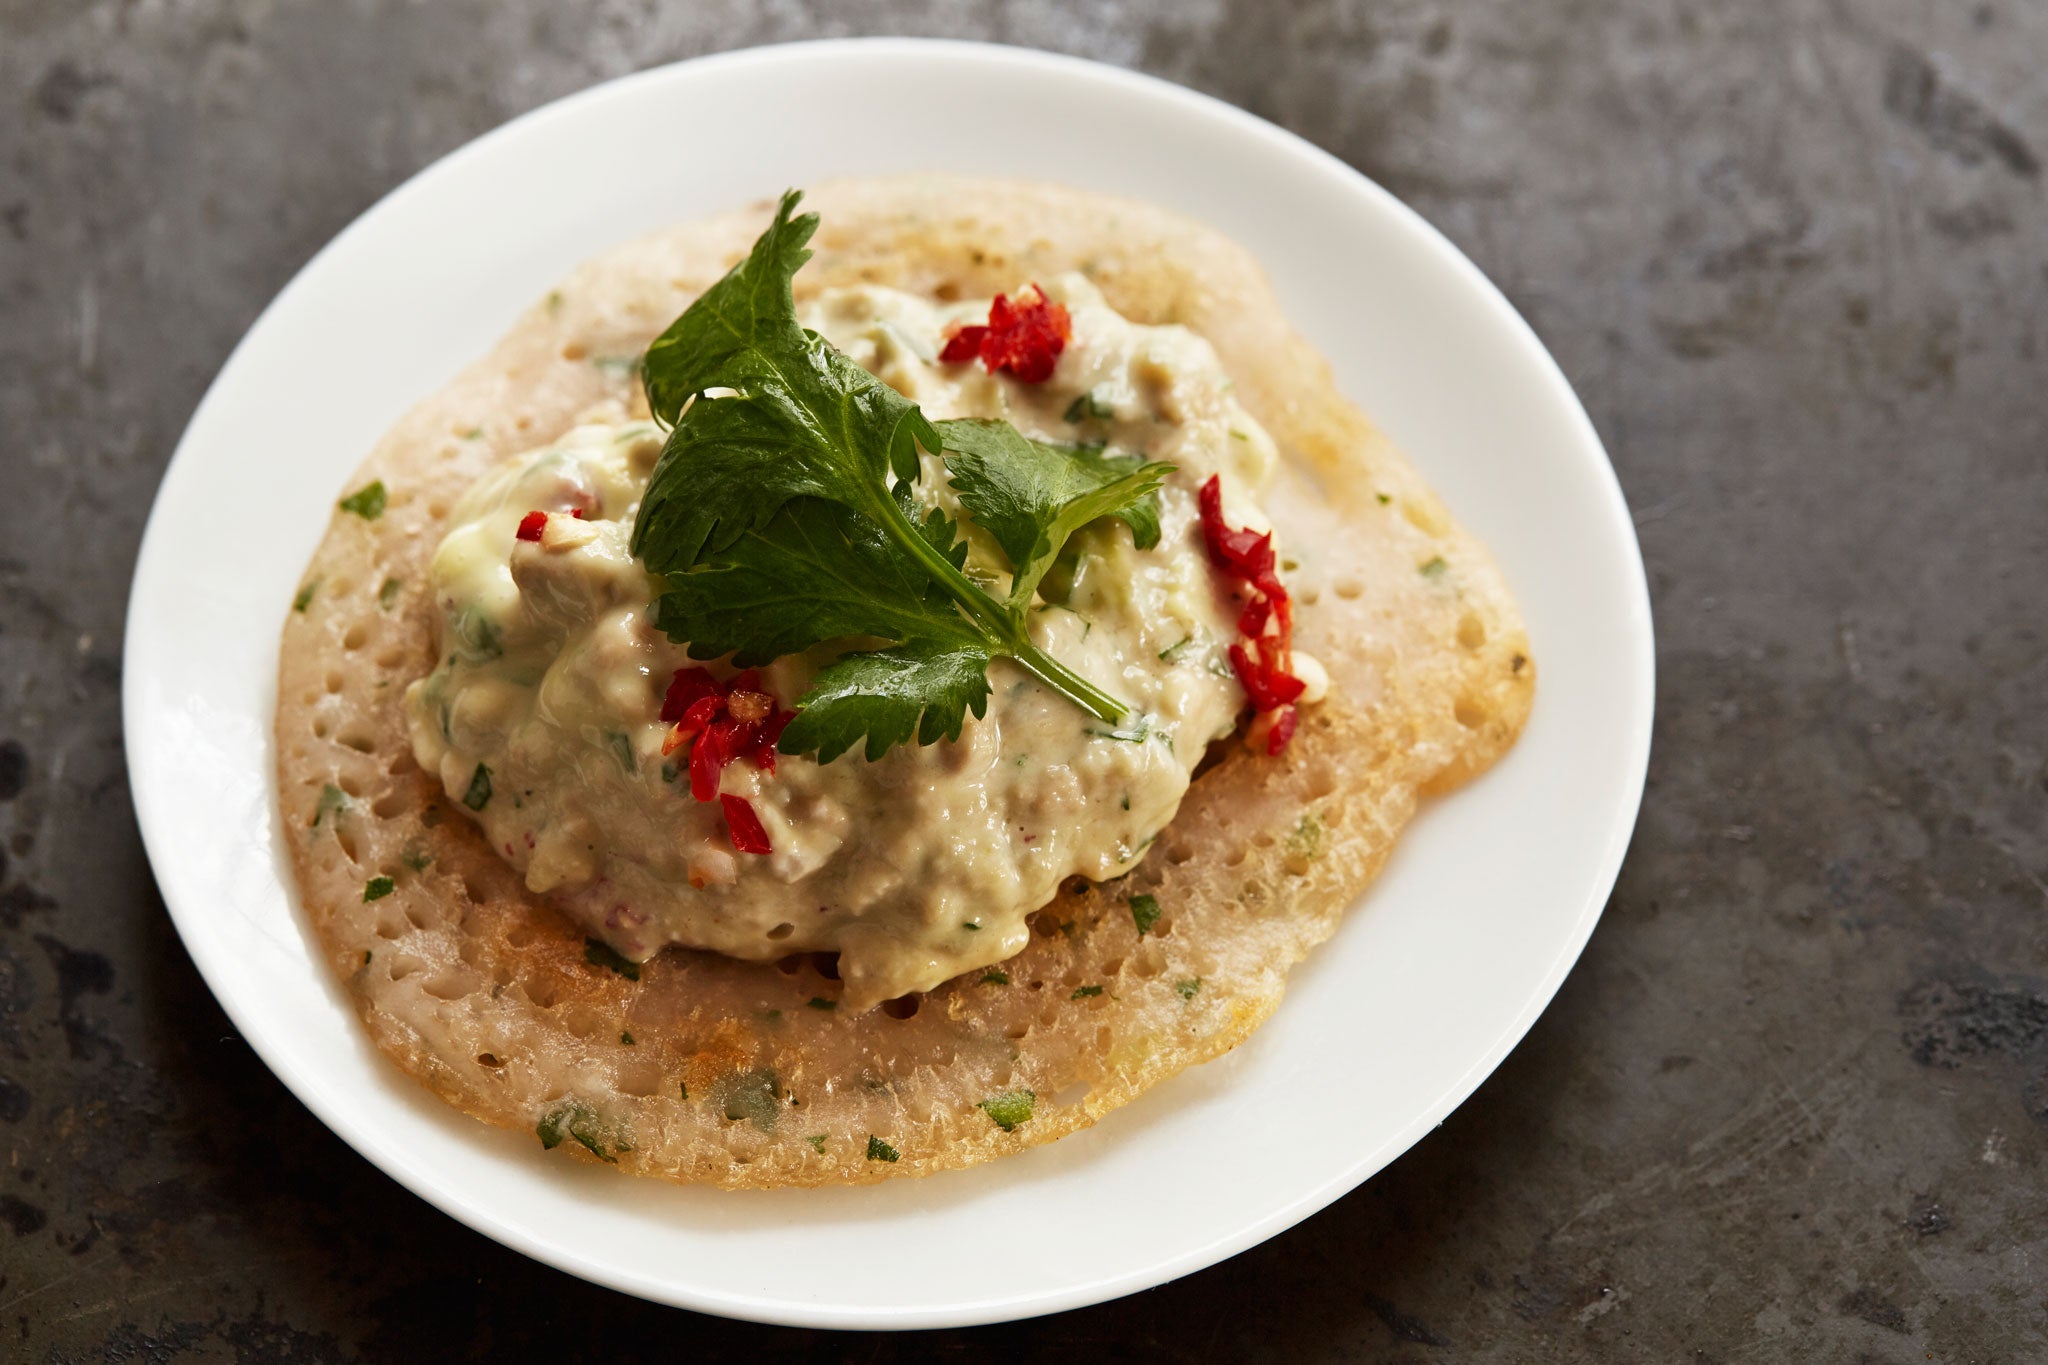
[631,191,1170,762]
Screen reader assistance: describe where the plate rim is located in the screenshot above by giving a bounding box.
[122,35,1654,1329]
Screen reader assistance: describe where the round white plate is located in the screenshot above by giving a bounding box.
[124,38,1652,1329]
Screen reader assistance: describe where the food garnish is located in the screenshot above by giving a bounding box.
[938,284,1072,382]
[1198,474,1306,753]
[631,191,1172,764]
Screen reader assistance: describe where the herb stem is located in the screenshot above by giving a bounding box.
[871,486,1129,724]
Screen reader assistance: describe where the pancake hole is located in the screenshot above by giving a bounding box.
[560,341,589,361]
[336,825,361,863]
[301,690,318,706]
[1004,1022,1031,1040]
[1028,910,1063,939]
[475,1053,503,1069]
[387,954,424,981]
[767,922,795,941]
[774,953,805,975]
[933,280,962,302]
[311,717,329,739]
[370,790,408,819]
[463,878,493,906]
[615,1061,662,1098]
[337,729,376,754]
[427,498,449,518]
[422,971,478,1001]
[1402,502,1448,536]
[387,750,418,777]
[811,952,841,980]
[325,670,344,694]
[1333,575,1364,600]
[375,647,405,670]
[337,773,365,798]
[1298,585,1322,606]
[1457,612,1487,650]
[1163,841,1194,866]
[1454,696,1489,729]
[341,622,369,651]
[1306,765,1339,800]
[881,994,921,1020]
[374,909,404,939]
[522,978,562,1010]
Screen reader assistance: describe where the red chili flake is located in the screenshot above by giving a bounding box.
[1202,474,1306,752]
[749,706,792,774]
[570,507,589,520]
[722,795,772,855]
[939,285,1071,384]
[660,667,722,722]
[1228,643,1307,711]
[515,510,547,542]
[1265,703,1298,756]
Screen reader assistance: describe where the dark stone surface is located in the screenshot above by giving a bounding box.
[3,0,2044,1357]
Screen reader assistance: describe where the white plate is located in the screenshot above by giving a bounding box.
[124,38,1652,1329]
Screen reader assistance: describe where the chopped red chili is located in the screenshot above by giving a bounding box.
[1265,703,1298,755]
[660,667,722,722]
[722,795,772,856]
[1202,474,1306,752]
[939,285,1071,383]
[515,510,547,542]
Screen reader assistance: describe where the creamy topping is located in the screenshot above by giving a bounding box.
[406,274,1292,1008]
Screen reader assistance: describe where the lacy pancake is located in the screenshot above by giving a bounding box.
[275,177,1533,1187]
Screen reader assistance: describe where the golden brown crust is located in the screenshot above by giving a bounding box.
[275,176,1533,1186]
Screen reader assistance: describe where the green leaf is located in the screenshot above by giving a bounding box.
[1071,984,1103,1000]
[980,970,1010,986]
[1175,977,1202,1000]
[934,417,1170,605]
[338,481,387,520]
[631,189,1141,762]
[866,1135,900,1162]
[292,579,319,613]
[362,876,394,902]
[462,763,492,811]
[978,1088,1037,1132]
[778,638,994,763]
[583,937,641,981]
[806,1134,828,1153]
[1129,894,1161,936]
[400,847,431,872]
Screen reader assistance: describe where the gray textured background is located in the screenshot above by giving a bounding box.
[4,1,2046,1359]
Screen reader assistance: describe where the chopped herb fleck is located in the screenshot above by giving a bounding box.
[866,1135,900,1163]
[536,1100,623,1162]
[363,950,372,966]
[1063,390,1114,423]
[1376,492,1392,505]
[1121,793,1131,811]
[362,875,394,902]
[1129,894,1162,936]
[1158,636,1195,662]
[807,997,837,1011]
[1175,977,1202,1000]
[1229,428,1250,441]
[806,1134,828,1154]
[962,920,981,932]
[716,1068,783,1132]
[292,579,319,613]
[620,1031,636,1045]
[1071,984,1103,1000]
[1086,717,1151,744]
[659,759,680,784]
[400,847,431,872]
[1419,555,1448,580]
[583,937,641,981]
[462,763,493,810]
[606,731,637,776]
[978,1088,1037,1132]
[678,1082,689,1101]
[378,576,402,609]
[311,782,348,829]
[980,970,1010,986]
[338,480,387,520]
[546,290,564,315]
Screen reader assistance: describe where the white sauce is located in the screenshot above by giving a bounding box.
[406,275,1288,1008]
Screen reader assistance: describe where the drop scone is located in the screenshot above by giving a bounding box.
[277,177,1533,1187]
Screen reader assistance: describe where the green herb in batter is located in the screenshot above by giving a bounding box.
[311,782,348,829]
[632,190,1172,764]
[537,1100,623,1162]
[1419,555,1448,580]
[807,997,837,1011]
[293,579,319,613]
[980,970,1010,986]
[338,480,387,520]
[1129,894,1161,936]
[1063,390,1113,423]
[806,1134,828,1153]
[362,876,394,902]
[1071,984,1103,1000]
[1175,977,1202,1000]
[620,1031,635,1045]
[583,938,641,981]
[462,763,493,811]
[977,1088,1037,1132]
[866,1135,900,1162]
[378,576,402,609]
